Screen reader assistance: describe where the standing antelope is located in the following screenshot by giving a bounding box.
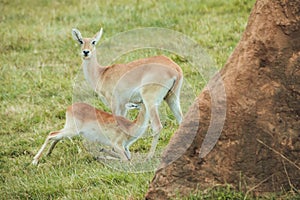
[32,102,148,165]
[72,27,183,158]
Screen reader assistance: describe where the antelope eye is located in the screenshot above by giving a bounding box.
[79,40,83,45]
[91,40,96,45]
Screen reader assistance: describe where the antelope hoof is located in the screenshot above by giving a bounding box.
[32,159,39,165]
[146,152,155,161]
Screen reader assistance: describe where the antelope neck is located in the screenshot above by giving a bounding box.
[82,51,105,90]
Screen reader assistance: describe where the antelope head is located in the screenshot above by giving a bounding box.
[72,28,103,60]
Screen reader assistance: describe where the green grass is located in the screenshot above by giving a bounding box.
[2,0,298,199]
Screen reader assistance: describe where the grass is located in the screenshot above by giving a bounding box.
[2,0,298,199]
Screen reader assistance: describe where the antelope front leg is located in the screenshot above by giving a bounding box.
[112,98,128,117]
[146,105,163,160]
[146,132,160,160]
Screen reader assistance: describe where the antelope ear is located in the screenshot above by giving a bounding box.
[92,28,103,45]
[72,28,83,44]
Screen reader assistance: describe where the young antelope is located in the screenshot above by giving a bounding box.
[32,102,148,165]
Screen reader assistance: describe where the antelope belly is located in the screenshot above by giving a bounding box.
[80,124,112,146]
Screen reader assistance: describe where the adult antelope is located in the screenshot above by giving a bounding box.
[32,102,148,165]
[72,27,183,158]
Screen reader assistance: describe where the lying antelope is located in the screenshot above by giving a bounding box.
[72,27,183,158]
[32,102,148,165]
